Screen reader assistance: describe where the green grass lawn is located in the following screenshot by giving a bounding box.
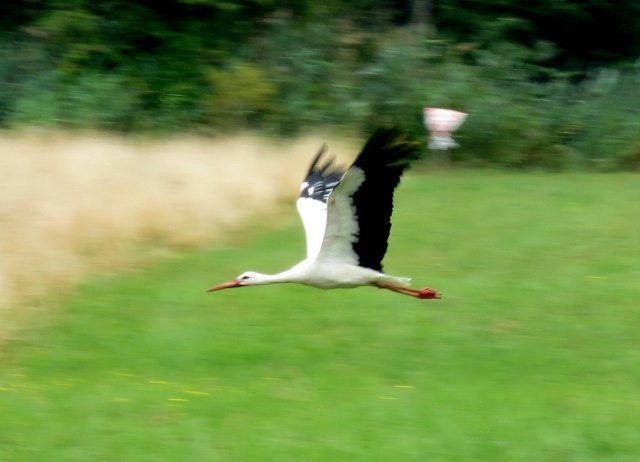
[2,172,640,461]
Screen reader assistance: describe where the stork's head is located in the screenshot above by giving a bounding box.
[207,271,268,292]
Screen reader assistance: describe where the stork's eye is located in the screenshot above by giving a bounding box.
[239,275,250,280]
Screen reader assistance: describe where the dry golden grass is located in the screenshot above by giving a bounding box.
[0,130,355,345]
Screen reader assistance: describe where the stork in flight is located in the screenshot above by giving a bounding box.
[208,128,440,299]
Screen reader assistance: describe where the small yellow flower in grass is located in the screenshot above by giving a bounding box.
[149,380,170,385]
[378,396,398,400]
[168,397,189,402]
[0,386,16,392]
[182,389,209,396]
[393,384,415,389]
[110,371,134,377]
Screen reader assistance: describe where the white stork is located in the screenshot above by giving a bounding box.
[208,128,440,299]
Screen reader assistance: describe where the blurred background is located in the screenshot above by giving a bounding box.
[0,0,639,167]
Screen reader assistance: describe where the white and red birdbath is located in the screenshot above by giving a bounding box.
[423,107,467,150]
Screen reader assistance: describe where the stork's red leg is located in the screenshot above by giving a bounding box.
[376,283,440,299]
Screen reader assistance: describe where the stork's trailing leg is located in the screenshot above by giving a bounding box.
[376,283,440,299]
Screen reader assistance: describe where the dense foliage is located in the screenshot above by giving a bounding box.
[1,0,639,169]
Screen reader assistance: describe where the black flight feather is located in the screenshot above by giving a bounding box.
[350,127,421,271]
[299,144,345,204]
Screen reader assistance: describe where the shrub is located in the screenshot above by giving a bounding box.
[205,63,276,131]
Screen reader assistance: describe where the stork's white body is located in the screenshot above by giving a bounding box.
[251,259,410,289]
[208,128,440,300]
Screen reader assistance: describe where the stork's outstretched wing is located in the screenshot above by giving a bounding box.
[296,145,345,261]
[317,128,421,271]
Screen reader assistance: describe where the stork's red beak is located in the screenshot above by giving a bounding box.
[207,279,242,292]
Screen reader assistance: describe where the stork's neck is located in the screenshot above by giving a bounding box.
[257,261,310,285]
[250,265,308,285]
[251,272,291,285]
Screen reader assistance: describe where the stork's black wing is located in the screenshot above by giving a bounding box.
[319,128,421,271]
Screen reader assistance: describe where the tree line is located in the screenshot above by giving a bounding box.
[1,0,639,168]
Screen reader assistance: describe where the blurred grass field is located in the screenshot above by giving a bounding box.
[1,171,640,461]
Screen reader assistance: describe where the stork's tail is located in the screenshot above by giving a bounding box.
[382,275,412,287]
